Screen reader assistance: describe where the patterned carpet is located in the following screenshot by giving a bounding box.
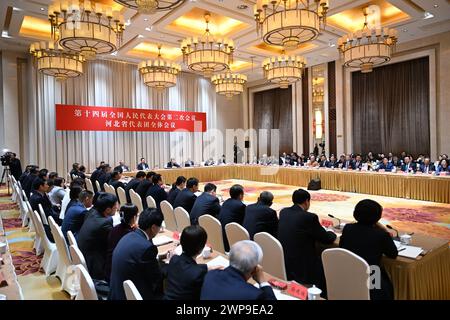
[203,179,450,241]
[0,185,69,300]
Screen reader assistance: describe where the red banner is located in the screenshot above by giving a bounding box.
[55,104,207,132]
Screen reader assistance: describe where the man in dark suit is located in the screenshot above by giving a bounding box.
[420,157,435,174]
[29,178,61,225]
[167,176,186,205]
[125,171,146,203]
[113,161,130,173]
[173,177,199,213]
[201,240,276,300]
[184,158,194,167]
[145,174,167,210]
[401,156,416,173]
[77,193,119,280]
[70,163,80,180]
[166,158,181,168]
[377,157,394,172]
[137,158,150,171]
[165,225,210,300]
[135,171,156,207]
[278,189,336,292]
[318,155,329,168]
[342,154,355,170]
[61,190,94,240]
[326,155,338,168]
[109,171,126,191]
[219,184,246,251]
[109,208,164,300]
[97,164,112,191]
[22,167,39,198]
[8,153,22,181]
[190,183,221,225]
[89,164,104,193]
[243,191,278,240]
[354,154,364,170]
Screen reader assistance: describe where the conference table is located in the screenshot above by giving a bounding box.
[122,165,450,203]
[0,218,22,300]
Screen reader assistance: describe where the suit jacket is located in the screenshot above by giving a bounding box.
[326,161,339,168]
[401,162,416,172]
[98,172,111,191]
[167,187,181,206]
[125,178,142,203]
[342,160,355,170]
[22,174,38,198]
[378,163,394,172]
[90,168,102,193]
[190,192,221,225]
[167,162,181,168]
[113,165,129,173]
[76,208,113,280]
[61,201,87,239]
[184,161,194,167]
[135,180,153,206]
[173,188,197,213]
[200,266,276,300]
[29,191,60,223]
[9,158,22,180]
[145,184,168,210]
[137,163,150,171]
[420,163,435,174]
[165,253,208,300]
[354,160,363,170]
[105,222,134,281]
[109,179,126,191]
[219,198,246,251]
[109,229,162,300]
[319,160,329,168]
[339,223,398,300]
[243,203,278,240]
[278,205,336,286]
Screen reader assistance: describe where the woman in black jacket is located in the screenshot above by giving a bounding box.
[339,199,398,300]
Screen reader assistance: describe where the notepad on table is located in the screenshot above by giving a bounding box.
[153,235,173,247]
[206,256,229,268]
[394,240,423,259]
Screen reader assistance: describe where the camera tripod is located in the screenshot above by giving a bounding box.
[0,165,11,195]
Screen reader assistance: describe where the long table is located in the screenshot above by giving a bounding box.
[122,165,450,203]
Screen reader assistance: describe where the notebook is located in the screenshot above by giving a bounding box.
[206,256,229,268]
[394,240,423,259]
[153,235,174,247]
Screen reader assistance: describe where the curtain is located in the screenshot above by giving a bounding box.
[352,57,430,157]
[253,86,293,156]
[24,58,216,175]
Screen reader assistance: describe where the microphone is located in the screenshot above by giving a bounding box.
[386,225,400,240]
[328,214,342,229]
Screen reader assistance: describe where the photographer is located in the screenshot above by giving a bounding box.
[1,151,22,181]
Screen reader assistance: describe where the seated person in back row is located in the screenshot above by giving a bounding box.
[61,190,94,240]
[137,158,149,171]
[377,157,394,172]
[400,156,416,173]
[219,184,246,252]
[420,157,435,174]
[109,171,126,191]
[167,176,186,206]
[190,183,221,225]
[173,177,199,214]
[135,172,156,205]
[145,174,167,210]
[200,240,276,300]
[243,191,278,240]
[184,158,195,167]
[125,171,146,203]
[166,158,181,168]
[114,161,130,173]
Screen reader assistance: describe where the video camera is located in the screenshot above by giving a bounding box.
[1,151,14,166]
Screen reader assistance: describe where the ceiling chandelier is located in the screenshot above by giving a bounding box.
[254,0,329,50]
[211,73,247,99]
[181,12,234,77]
[337,8,398,73]
[138,45,181,90]
[262,53,306,88]
[113,0,185,14]
[29,41,85,81]
[48,0,125,60]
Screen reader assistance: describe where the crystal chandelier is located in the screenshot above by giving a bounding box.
[262,53,307,88]
[181,12,235,77]
[254,0,329,50]
[113,0,185,14]
[138,45,181,90]
[29,41,85,81]
[337,8,398,73]
[48,0,125,60]
[211,73,247,99]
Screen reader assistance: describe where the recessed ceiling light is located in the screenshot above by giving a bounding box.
[138,34,144,38]
[111,52,117,56]
[145,26,152,31]
[144,18,148,21]
[12,7,23,11]
[237,4,248,10]
[40,7,45,11]
[402,28,408,32]
[125,19,131,26]
[424,12,434,19]
[433,4,439,8]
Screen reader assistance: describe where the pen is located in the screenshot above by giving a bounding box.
[398,247,406,252]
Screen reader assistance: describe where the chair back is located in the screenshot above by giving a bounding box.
[146,195,157,209]
[70,245,87,269]
[85,178,94,193]
[38,203,49,225]
[198,215,225,254]
[129,189,143,214]
[31,210,54,252]
[160,200,177,231]
[123,280,143,300]
[75,264,98,300]
[174,207,190,232]
[48,216,72,266]
[254,232,287,280]
[117,187,127,205]
[104,183,116,196]
[225,223,250,247]
[322,248,371,300]
[95,180,101,193]
[66,230,78,247]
